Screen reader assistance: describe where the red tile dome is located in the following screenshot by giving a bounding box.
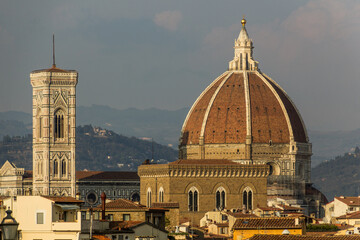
[179,19,309,160]
[180,71,307,146]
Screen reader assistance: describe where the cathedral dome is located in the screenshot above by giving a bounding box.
[179,19,309,161]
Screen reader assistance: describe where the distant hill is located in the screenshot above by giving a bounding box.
[77,105,188,147]
[309,129,360,166]
[2,107,360,166]
[0,125,178,171]
[312,147,360,200]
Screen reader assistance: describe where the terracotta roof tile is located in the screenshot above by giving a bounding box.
[93,235,111,240]
[337,211,360,219]
[227,212,257,218]
[335,197,360,206]
[180,71,309,148]
[204,73,247,144]
[152,202,179,208]
[181,74,228,145]
[263,75,307,143]
[76,171,139,181]
[42,196,84,203]
[249,73,290,143]
[233,217,303,229]
[249,235,360,240]
[113,221,144,230]
[31,66,76,73]
[94,198,147,210]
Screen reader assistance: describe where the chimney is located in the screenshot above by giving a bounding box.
[101,192,106,220]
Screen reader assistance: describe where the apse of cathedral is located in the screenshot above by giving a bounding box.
[138,18,326,223]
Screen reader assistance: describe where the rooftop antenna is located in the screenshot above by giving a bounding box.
[52,34,56,68]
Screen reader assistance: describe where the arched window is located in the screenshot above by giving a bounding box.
[147,188,152,207]
[54,110,65,139]
[61,160,66,176]
[188,187,199,212]
[159,187,164,203]
[131,192,140,202]
[216,187,226,210]
[243,187,253,210]
[54,160,58,175]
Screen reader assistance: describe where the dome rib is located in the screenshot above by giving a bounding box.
[200,72,233,138]
[243,71,252,138]
[262,73,308,143]
[180,72,228,145]
[254,71,292,143]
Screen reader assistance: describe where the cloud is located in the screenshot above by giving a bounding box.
[153,10,182,31]
[202,0,360,63]
[281,0,360,42]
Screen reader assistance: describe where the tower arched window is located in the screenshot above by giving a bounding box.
[159,187,164,203]
[61,160,66,176]
[216,187,226,210]
[54,109,65,139]
[146,188,152,207]
[188,187,199,212]
[242,187,253,210]
[54,159,58,175]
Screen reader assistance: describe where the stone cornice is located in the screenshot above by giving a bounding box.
[138,163,269,178]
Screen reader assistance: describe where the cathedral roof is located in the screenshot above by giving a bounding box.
[180,19,308,148]
[31,65,77,74]
[76,171,139,181]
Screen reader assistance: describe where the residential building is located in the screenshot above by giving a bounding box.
[200,210,257,236]
[336,211,360,226]
[324,196,360,223]
[152,202,180,231]
[3,196,83,240]
[232,217,305,240]
[89,198,167,230]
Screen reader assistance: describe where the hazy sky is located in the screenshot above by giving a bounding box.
[1,0,360,131]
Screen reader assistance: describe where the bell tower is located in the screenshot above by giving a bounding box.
[30,36,78,196]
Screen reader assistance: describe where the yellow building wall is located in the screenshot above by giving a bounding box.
[233,228,303,240]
